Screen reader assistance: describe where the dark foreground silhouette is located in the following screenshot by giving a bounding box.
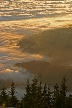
[0,77,72,108]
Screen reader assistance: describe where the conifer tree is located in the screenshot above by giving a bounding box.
[9,81,18,107]
[0,85,9,107]
[43,83,47,95]
[22,79,31,108]
[60,76,67,108]
[53,84,61,108]
[66,94,72,108]
[30,77,38,108]
[37,81,42,108]
[47,85,52,108]
[42,83,48,108]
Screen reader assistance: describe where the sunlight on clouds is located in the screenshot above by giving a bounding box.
[0,31,50,75]
[4,69,13,73]
[3,68,18,73]
[0,13,72,34]
[30,54,43,59]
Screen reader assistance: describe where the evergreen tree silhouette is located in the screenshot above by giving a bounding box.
[30,77,38,108]
[53,84,61,108]
[60,77,67,108]
[66,94,72,108]
[9,81,18,107]
[22,79,31,108]
[0,85,9,107]
[47,85,52,108]
[42,83,48,108]
[37,81,42,108]
[0,76,72,108]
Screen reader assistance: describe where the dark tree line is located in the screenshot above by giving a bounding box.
[0,81,18,107]
[0,77,72,108]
